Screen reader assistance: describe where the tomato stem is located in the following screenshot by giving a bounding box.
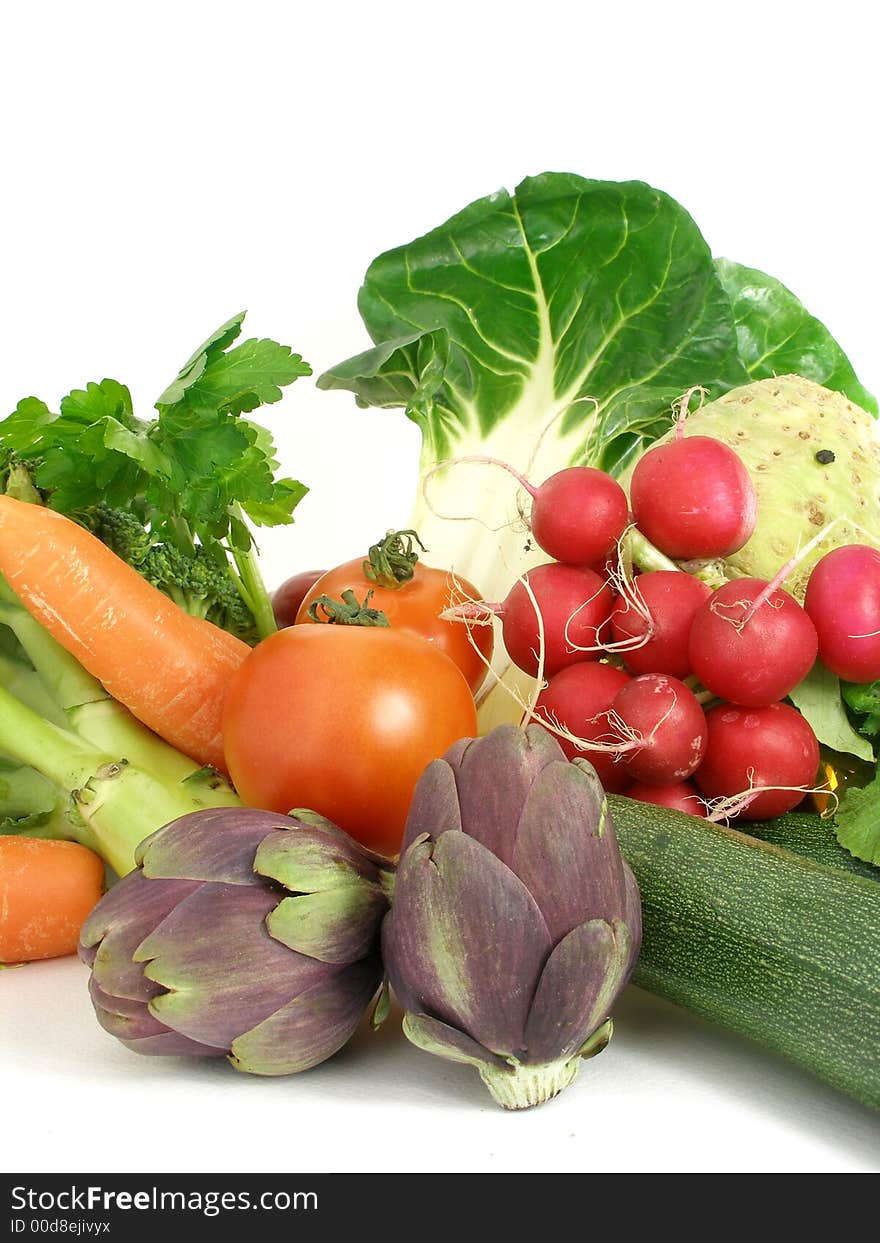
[363,529,425,589]
[306,588,390,627]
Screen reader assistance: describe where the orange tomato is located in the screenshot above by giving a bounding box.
[296,556,492,695]
[222,625,478,857]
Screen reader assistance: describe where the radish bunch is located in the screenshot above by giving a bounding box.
[465,421,877,821]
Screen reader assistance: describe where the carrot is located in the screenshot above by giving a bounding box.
[0,496,249,772]
[0,837,104,963]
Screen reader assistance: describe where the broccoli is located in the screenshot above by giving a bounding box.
[1,452,43,505]
[0,575,242,873]
[81,504,260,644]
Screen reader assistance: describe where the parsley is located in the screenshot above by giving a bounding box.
[0,313,311,640]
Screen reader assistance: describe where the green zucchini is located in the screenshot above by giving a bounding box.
[746,813,880,881]
[609,798,880,1109]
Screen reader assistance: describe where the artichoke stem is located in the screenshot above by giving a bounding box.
[479,1057,580,1111]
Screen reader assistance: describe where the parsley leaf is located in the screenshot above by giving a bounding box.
[155,311,247,406]
[159,336,311,417]
[0,313,311,640]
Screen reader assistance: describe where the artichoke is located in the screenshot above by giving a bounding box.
[79,807,393,1074]
[383,724,642,1110]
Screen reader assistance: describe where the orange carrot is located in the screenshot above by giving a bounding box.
[0,837,104,963]
[0,496,249,771]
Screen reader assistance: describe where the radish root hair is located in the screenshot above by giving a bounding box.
[563,525,654,657]
[703,767,838,823]
[420,459,529,534]
[444,571,506,712]
[738,517,845,626]
[529,394,600,475]
[672,385,707,441]
[444,560,547,722]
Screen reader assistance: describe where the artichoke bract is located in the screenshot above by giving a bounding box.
[383,724,642,1110]
[79,807,393,1074]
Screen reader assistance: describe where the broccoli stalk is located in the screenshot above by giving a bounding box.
[0,758,58,820]
[0,576,243,873]
[0,680,242,875]
[0,582,199,783]
[0,648,69,726]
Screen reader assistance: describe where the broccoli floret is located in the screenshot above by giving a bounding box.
[83,504,153,567]
[143,543,259,644]
[81,504,259,644]
[1,452,44,504]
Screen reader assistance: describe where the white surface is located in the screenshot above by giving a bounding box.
[2,958,879,1175]
[1,0,879,1175]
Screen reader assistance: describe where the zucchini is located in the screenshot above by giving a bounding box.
[609,798,880,1109]
[746,813,879,881]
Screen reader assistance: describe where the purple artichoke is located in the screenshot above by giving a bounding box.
[383,724,642,1109]
[79,807,393,1074]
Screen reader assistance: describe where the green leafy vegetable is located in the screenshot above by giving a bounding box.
[716,259,877,414]
[834,775,880,866]
[0,313,311,640]
[788,663,874,763]
[320,174,872,613]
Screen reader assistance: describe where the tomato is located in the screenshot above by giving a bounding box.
[222,625,478,857]
[272,570,325,628]
[296,550,492,695]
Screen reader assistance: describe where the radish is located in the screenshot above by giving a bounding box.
[528,467,629,565]
[426,456,629,567]
[500,562,613,678]
[534,662,631,791]
[630,414,757,558]
[804,545,880,683]
[610,570,712,677]
[610,674,707,785]
[688,578,818,706]
[625,781,706,817]
[694,702,820,819]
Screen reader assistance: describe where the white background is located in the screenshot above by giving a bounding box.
[1,1,879,1174]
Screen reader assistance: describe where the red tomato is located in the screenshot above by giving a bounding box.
[296,557,492,694]
[222,626,478,857]
[272,570,325,628]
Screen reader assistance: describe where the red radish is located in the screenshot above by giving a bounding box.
[694,702,820,820]
[630,435,757,559]
[804,545,880,682]
[611,674,707,785]
[625,781,707,817]
[500,563,613,678]
[688,579,818,707]
[533,662,631,792]
[610,570,712,677]
[528,467,629,565]
[435,456,629,566]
